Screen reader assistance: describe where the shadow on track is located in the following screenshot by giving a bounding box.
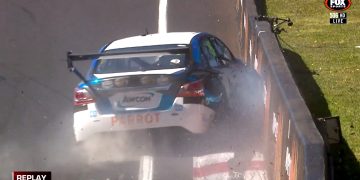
[254,0,267,15]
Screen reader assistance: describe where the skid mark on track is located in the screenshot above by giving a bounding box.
[9,1,37,23]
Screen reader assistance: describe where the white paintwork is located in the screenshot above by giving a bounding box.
[158,0,168,34]
[73,98,215,142]
[94,68,186,79]
[105,32,199,50]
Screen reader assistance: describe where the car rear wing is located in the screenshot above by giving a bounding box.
[67,45,189,84]
[66,46,189,113]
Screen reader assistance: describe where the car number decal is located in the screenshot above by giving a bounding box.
[111,113,160,126]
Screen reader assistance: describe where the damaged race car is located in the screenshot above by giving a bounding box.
[67,32,249,142]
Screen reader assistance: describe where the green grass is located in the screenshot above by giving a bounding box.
[265,0,360,178]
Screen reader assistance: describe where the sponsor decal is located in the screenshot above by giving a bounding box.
[284,119,298,179]
[273,111,283,179]
[174,104,184,111]
[89,110,97,118]
[272,112,279,141]
[12,171,51,180]
[122,93,154,103]
[285,146,292,176]
[111,113,160,126]
[112,92,160,110]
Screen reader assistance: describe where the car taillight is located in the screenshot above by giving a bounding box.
[74,88,94,106]
[140,76,156,85]
[157,75,169,85]
[114,77,128,87]
[177,80,205,97]
[101,80,114,89]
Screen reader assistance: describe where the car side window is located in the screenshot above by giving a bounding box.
[210,37,233,65]
[201,38,220,68]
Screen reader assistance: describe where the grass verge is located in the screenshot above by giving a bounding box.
[265,0,360,178]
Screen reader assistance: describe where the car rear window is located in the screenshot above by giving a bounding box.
[94,52,187,74]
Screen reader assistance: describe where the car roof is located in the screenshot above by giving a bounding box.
[105,32,200,51]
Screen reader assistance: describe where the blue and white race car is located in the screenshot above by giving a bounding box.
[67,32,247,142]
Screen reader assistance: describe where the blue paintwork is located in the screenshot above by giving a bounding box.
[78,77,102,88]
[88,43,110,77]
[77,33,224,113]
[78,43,110,89]
[204,89,222,108]
[190,34,201,65]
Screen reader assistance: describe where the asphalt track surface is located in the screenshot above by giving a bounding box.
[0,0,265,179]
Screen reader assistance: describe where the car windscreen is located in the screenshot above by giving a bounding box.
[94,52,187,74]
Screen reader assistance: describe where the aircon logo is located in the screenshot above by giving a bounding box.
[122,93,154,103]
[324,0,352,11]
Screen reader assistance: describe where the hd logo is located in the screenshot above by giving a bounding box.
[325,0,352,11]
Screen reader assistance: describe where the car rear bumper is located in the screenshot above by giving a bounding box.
[73,97,215,142]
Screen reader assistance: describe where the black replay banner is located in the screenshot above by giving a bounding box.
[12,171,51,180]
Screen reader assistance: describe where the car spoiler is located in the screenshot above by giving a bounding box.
[66,46,189,113]
[67,45,189,85]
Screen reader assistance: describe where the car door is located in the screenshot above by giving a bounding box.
[207,36,239,107]
[199,36,231,107]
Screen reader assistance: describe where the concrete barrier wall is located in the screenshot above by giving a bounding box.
[238,0,326,179]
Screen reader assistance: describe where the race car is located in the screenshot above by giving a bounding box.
[67,32,247,142]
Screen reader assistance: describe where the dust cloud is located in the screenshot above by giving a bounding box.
[0,63,266,180]
[80,131,154,164]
